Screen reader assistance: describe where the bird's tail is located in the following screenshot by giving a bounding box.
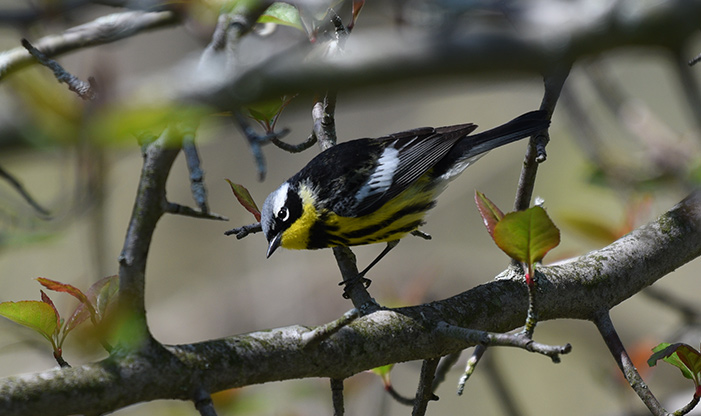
[434,110,550,180]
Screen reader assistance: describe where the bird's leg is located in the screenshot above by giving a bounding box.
[340,240,400,296]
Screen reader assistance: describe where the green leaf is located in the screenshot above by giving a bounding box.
[245,96,295,133]
[474,191,504,239]
[227,180,261,222]
[0,300,58,342]
[493,206,561,264]
[370,364,394,386]
[648,343,701,384]
[258,3,303,31]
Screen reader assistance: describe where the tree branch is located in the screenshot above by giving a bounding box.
[179,1,701,109]
[0,10,178,80]
[2,190,699,415]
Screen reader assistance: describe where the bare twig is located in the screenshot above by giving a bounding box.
[271,132,317,153]
[164,202,228,221]
[193,387,218,416]
[457,344,487,395]
[21,38,97,100]
[387,385,415,406]
[330,378,344,416]
[233,111,290,180]
[182,127,209,213]
[301,309,360,348]
[513,66,568,212]
[0,11,178,80]
[436,322,571,362]
[673,46,701,133]
[0,165,51,217]
[594,311,668,415]
[224,222,262,239]
[332,247,378,311]
[432,352,460,393]
[412,358,440,416]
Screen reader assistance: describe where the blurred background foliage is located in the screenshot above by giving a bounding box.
[0,1,700,415]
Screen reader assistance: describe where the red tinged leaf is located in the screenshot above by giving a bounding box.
[64,275,118,334]
[649,342,701,397]
[226,179,261,222]
[40,290,61,329]
[37,277,89,305]
[474,191,504,239]
[349,0,365,30]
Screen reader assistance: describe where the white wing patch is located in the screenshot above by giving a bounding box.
[355,146,399,203]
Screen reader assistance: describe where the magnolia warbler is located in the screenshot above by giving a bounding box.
[260,110,550,284]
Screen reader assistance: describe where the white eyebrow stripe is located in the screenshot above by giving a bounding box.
[354,146,399,202]
[272,182,290,213]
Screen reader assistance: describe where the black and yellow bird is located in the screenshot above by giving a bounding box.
[260,110,549,283]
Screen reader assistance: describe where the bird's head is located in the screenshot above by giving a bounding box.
[260,182,303,257]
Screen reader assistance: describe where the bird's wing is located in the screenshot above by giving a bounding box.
[347,123,478,217]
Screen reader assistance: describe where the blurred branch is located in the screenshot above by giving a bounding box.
[181,1,701,109]
[21,38,97,100]
[2,190,699,415]
[0,10,179,80]
[182,128,209,213]
[0,165,51,217]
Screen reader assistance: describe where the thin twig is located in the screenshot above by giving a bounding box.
[412,358,440,416]
[387,385,415,406]
[182,127,209,213]
[432,352,460,393]
[332,247,378,312]
[1,11,179,80]
[21,38,97,100]
[193,387,218,416]
[271,132,317,153]
[457,345,487,396]
[436,322,571,362]
[224,222,262,239]
[233,112,290,180]
[164,202,228,221]
[301,309,360,348]
[0,165,51,217]
[330,378,344,416]
[513,66,569,211]
[593,311,668,415]
[673,46,701,133]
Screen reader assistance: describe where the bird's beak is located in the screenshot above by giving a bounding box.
[266,233,282,258]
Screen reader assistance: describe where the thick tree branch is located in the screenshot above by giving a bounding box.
[180,0,701,109]
[2,190,699,415]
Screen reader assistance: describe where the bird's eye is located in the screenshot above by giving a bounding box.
[277,206,289,221]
